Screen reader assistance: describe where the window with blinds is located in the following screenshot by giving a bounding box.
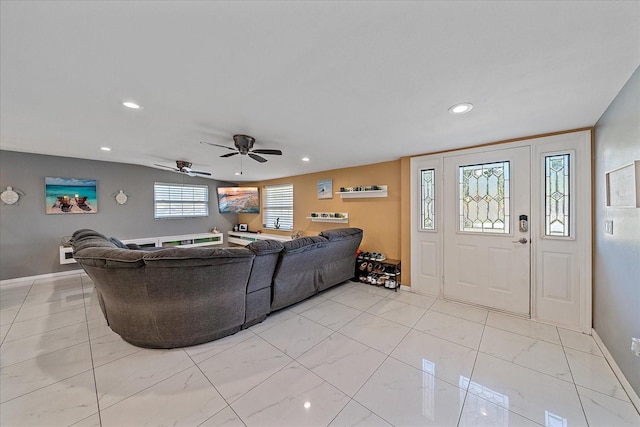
[263,183,293,230]
[154,182,209,219]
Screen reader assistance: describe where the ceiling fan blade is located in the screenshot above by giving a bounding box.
[191,170,212,176]
[154,164,179,171]
[252,149,282,155]
[221,152,239,158]
[248,153,268,163]
[200,141,236,151]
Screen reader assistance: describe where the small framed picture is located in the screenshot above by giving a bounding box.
[238,224,248,231]
[317,179,332,199]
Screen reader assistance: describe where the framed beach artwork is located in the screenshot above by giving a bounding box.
[317,179,332,199]
[45,177,98,214]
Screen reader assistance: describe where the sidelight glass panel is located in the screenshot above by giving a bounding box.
[420,169,435,230]
[459,161,510,233]
[545,154,570,237]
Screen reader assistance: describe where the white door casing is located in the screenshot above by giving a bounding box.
[410,130,592,332]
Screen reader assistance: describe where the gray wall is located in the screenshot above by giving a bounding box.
[593,66,640,396]
[0,150,239,280]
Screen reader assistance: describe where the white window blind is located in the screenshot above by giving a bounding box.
[263,183,293,230]
[154,182,209,219]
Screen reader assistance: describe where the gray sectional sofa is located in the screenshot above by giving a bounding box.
[71,227,363,348]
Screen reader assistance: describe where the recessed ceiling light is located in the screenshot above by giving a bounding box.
[448,102,473,115]
[301,157,310,162]
[100,146,112,151]
[122,101,142,109]
[234,172,242,176]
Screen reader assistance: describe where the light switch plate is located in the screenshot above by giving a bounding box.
[604,220,613,235]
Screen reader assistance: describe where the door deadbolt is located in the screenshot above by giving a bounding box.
[519,215,528,232]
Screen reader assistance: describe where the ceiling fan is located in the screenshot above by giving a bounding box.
[200,134,282,163]
[154,160,212,177]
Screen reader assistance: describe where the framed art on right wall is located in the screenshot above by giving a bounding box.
[606,160,640,208]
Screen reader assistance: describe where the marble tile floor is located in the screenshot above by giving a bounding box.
[1,273,639,427]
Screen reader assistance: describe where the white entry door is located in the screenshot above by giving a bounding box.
[443,146,531,315]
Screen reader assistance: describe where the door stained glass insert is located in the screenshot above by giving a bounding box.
[545,154,570,237]
[420,169,435,230]
[459,161,510,233]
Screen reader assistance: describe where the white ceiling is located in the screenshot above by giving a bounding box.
[1,1,639,183]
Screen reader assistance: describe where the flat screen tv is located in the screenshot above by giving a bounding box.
[217,186,260,214]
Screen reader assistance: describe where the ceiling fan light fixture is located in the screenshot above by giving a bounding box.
[448,102,473,115]
[122,101,142,110]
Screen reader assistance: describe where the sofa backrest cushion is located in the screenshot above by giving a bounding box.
[142,247,255,267]
[72,236,118,253]
[270,236,330,311]
[246,239,285,255]
[319,227,363,242]
[317,228,362,292]
[282,236,327,252]
[72,229,108,241]
[243,239,284,295]
[73,247,146,268]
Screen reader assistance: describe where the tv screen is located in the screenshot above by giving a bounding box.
[217,187,260,214]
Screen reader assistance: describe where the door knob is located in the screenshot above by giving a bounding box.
[512,238,528,244]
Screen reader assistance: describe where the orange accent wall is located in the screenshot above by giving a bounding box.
[239,160,404,265]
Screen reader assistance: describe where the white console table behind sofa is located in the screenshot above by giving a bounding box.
[227,231,291,246]
[60,232,224,264]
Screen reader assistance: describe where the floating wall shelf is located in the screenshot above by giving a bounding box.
[336,185,388,198]
[306,212,349,223]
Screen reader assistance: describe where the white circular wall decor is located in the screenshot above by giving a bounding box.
[1,186,20,205]
[115,190,128,205]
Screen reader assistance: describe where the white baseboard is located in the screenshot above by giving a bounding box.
[592,328,640,413]
[0,270,82,288]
